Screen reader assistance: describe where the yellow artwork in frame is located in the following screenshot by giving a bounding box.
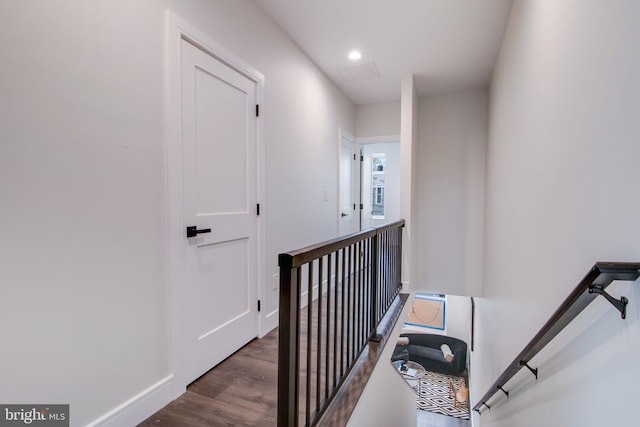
[405,293,446,330]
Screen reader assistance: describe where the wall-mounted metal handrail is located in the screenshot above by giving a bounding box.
[473,262,640,414]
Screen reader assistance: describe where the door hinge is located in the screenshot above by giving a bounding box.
[256,104,260,117]
[360,155,364,161]
[257,203,260,216]
[360,204,364,210]
[353,153,356,160]
[257,299,261,312]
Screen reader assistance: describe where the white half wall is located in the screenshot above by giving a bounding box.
[0,0,354,425]
[347,299,417,427]
[415,91,488,297]
[473,1,640,426]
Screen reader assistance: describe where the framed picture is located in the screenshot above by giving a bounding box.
[404,293,446,331]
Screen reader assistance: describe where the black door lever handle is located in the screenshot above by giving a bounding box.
[186,226,212,238]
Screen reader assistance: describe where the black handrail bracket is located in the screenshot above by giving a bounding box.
[588,284,628,319]
[519,361,538,379]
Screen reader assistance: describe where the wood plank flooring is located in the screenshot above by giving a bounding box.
[138,330,278,427]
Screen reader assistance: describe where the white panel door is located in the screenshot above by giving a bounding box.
[181,40,258,383]
[339,135,359,235]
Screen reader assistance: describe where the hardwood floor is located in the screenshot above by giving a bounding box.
[138,330,278,427]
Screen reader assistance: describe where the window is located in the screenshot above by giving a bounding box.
[371,154,385,217]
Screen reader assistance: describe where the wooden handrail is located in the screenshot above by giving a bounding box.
[473,262,640,413]
[279,220,405,269]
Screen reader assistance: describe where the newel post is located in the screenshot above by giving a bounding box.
[277,254,299,427]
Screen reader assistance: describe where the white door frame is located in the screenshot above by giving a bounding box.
[337,127,359,235]
[165,11,266,397]
[356,134,401,146]
[356,135,401,229]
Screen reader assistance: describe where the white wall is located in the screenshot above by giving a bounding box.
[400,76,419,292]
[415,91,488,297]
[473,1,640,426]
[444,295,471,344]
[355,101,401,138]
[0,1,354,425]
[347,300,417,427]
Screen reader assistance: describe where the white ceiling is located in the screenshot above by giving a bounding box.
[252,0,513,105]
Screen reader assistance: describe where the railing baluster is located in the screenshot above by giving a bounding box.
[385,230,390,308]
[363,239,368,344]
[387,231,392,305]
[355,240,362,348]
[370,234,379,340]
[380,232,386,310]
[360,240,366,346]
[397,227,403,296]
[396,228,401,295]
[351,242,356,365]
[304,262,313,425]
[363,238,369,339]
[333,250,339,389]
[360,240,364,347]
[390,229,396,300]
[346,244,352,366]
[384,233,388,311]
[388,230,392,301]
[316,257,323,412]
[384,235,388,318]
[325,254,332,400]
[340,247,346,378]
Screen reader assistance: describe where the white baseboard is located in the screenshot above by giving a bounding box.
[259,308,279,337]
[87,375,175,427]
[266,308,279,320]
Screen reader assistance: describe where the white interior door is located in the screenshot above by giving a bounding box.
[181,39,258,384]
[339,132,359,235]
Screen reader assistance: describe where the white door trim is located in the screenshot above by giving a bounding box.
[165,11,266,397]
[356,134,401,145]
[337,127,359,234]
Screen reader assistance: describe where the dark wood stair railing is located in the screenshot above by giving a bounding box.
[277,220,405,427]
[473,262,640,414]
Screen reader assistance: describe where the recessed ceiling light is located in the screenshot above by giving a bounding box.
[348,50,362,61]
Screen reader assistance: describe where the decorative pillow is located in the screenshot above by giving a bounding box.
[441,344,454,362]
